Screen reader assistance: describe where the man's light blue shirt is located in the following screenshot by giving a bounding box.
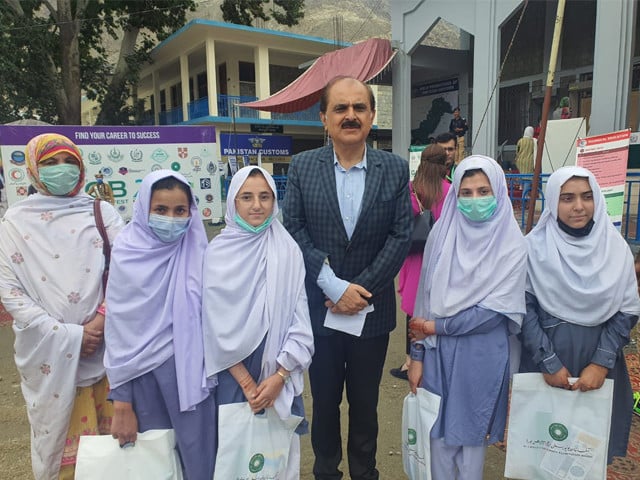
[316,150,367,303]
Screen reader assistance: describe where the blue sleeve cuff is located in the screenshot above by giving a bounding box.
[108,382,133,403]
[317,262,349,304]
[410,342,425,361]
[591,348,616,369]
[540,353,564,375]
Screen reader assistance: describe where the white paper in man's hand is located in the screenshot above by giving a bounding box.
[323,304,375,337]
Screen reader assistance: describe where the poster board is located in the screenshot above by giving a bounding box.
[409,145,427,180]
[576,129,630,228]
[0,125,221,222]
[411,78,459,143]
[541,118,587,173]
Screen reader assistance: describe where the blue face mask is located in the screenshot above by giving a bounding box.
[234,213,273,234]
[39,164,80,196]
[457,196,497,222]
[148,213,191,243]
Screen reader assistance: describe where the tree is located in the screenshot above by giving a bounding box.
[0,0,195,125]
[221,0,304,27]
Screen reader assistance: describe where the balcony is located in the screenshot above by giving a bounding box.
[142,96,323,125]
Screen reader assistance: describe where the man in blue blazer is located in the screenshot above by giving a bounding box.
[283,76,412,480]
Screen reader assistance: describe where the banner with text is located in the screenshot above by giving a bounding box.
[219,133,292,172]
[576,129,630,228]
[0,125,221,222]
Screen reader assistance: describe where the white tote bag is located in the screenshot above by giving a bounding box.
[214,402,303,480]
[504,373,614,480]
[401,388,442,480]
[74,429,183,480]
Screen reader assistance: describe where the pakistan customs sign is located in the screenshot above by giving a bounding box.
[0,125,221,222]
[220,133,292,171]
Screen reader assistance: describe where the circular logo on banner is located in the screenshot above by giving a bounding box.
[202,207,211,218]
[248,453,264,473]
[10,168,24,181]
[407,428,417,446]
[10,151,25,165]
[548,423,568,441]
[171,162,181,172]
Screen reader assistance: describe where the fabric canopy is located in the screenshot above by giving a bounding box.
[240,38,395,113]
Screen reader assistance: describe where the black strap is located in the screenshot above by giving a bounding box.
[93,199,110,293]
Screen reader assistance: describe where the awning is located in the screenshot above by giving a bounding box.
[240,38,395,113]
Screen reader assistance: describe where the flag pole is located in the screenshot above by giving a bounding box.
[526,0,567,233]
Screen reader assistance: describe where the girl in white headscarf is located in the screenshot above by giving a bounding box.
[202,166,314,478]
[520,166,640,463]
[408,155,526,480]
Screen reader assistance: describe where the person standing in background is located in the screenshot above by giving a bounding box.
[449,107,468,165]
[391,144,451,381]
[283,75,412,480]
[435,132,457,182]
[514,126,536,175]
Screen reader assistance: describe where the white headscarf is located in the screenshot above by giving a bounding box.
[415,155,527,330]
[202,166,313,420]
[526,166,640,325]
[523,126,534,138]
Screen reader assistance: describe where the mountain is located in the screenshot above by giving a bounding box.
[188,0,390,43]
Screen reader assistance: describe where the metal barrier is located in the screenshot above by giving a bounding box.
[505,173,550,230]
[222,172,640,243]
[623,172,640,244]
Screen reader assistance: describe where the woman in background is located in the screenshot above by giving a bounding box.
[514,126,536,175]
[391,144,451,381]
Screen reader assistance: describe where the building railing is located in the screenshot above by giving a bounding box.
[505,173,550,230]
[245,172,640,244]
[158,108,183,125]
[160,97,325,123]
[189,97,209,119]
[216,95,260,119]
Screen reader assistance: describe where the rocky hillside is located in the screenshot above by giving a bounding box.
[187,0,459,48]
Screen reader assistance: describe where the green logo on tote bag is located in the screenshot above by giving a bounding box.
[407,428,417,445]
[249,453,265,473]
[548,423,569,441]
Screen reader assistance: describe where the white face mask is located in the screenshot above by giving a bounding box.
[148,214,191,243]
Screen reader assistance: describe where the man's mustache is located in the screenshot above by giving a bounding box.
[341,121,360,128]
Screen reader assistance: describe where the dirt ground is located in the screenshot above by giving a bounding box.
[0,221,609,479]
[0,303,508,479]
